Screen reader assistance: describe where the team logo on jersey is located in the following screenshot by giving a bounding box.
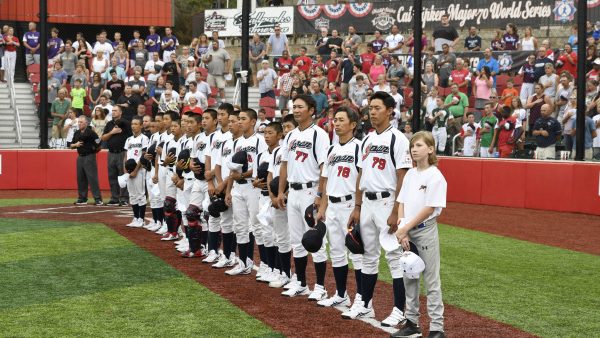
[363,144,390,160]
[240,145,257,154]
[128,143,143,149]
[213,140,222,149]
[222,147,232,157]
[289,140,312,151]
[419,185,427,191]
[197,142,207,152]
[328,154,354,166]
[362,143,371,160]
[274,154,282,166]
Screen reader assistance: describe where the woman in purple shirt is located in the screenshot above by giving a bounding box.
[47,28,64,63]
[502,23,519,51]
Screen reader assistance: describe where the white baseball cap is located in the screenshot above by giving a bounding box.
[594,58,600,66]
[117,173,129,189]
[379,230,400,252]
[400,251,425,279]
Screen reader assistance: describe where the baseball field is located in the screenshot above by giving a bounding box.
[1,190,599,338]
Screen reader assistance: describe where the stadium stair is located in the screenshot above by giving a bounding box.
[0,82,40,149]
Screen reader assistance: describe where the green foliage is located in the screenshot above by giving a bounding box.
[174,0,214,43]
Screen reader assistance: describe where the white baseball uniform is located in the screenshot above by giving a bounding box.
[207,129,232,233]
[268,145,291,253]
[175,135,194,214]
[460,122,480,157]
[281,124,330,261]
[147,131,162,209]
[322,138,363,270]
[124,133,149,206]
[358,126,411,278]
[255,149,275,248]
[158,131,174,202]
[216,135,239,235]
[231,132,267,244]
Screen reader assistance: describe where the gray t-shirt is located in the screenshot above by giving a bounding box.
[249,42,266,63]
[343,34,362,50]
[437,52,456,80]
[257,68,278,94]
[60,52,78,76]
[267,34,288,56]
[204,48,231,76]
[48,78,61,103]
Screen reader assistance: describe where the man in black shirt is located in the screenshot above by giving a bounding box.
[432,14,459,52]
[71,116,103,206]
[106,70,125,103]
[116,85,142,121]
[464,26,482,51]
[315,28,332,57]
[102,105,132,206]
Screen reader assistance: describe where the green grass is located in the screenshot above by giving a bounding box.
[0,218,279,337]
[0,198,73,207]
[376,223,600,337]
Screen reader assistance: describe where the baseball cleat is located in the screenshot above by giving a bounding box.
[283,274,298,289]
[307,284,328,301]
[155,224,168,235]
[258,269,279,283]
[94,199,104,206]
[255,263,268,280]
[225,259,252,276]
[147,222,161,232]
[317,292,351,307]
[202,250,220,263]
[341,300,375,320]
[180,250,200,258]
[281,283,310,297]
[389,320,422,338]
[135,218,145,228]
[125,218,139,227]
[143,221,155,229]
[212,255,231,268]
[269,275,291,288]
[426,331,445,338]
[74,199,88,205]
[381,307,407,327]
[160,232,178,241]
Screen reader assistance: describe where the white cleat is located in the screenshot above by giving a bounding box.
[381,307,407,327]
[125,218,138,227]
[202,250,220,264]
[143,220,155,229]
[307,284,328,301]
[269,274,291,288]
[281,283,310,297]
[225,259,252,276]
[317,292,351,307]
[341,299,375,320]
[155,224,168,235]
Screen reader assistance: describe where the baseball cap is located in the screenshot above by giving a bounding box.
[301,222,326,253]
[400,251,426,279]
[594,58,600,66]
[261,59,269,64]
[379,230,400,252]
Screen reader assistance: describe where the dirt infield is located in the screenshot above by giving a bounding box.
[0,200,536,338]
[440,203,600,256]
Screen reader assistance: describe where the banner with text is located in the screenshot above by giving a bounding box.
[204,7,294,37]
[295,1,600,34]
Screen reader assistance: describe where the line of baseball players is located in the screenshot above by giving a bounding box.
[117,92,448,338]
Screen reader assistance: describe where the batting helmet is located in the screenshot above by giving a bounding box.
[228,150,248,173]
[257,162,269,182]
[178,149,191,172]
[191,158,206,180]
[345,223,364,254]
[301,221,326,253]
[166,147,177,166]
[147,143,157,159]
[304,204,318,228]
[208,195,228,218]
[269,176,288,197]
[125,159,137,174]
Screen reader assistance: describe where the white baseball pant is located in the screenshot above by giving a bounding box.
[127,169,147,206]
[220,207,234,233]
[359,194,403,278]
[176,178,193,212]
[231,182,260,244]
[325,198,363,270]
[271,206,291,253]
[432,127,447,153]
[258,193,274,247]
[287,187,327,262]
[147,174,162,209]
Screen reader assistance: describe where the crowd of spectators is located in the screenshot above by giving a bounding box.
[1,17,599,160]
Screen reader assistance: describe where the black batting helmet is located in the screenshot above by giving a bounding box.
[125,159,137,174]
[345,223,364,254]
[302,221,326,253]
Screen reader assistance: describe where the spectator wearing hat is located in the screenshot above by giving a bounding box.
[532,104,562,160]
[257,59,278,99]
[587,58,600,82]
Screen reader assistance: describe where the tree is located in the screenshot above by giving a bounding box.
[173,0,212,43]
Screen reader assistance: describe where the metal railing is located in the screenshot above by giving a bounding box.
[6,62,23,146]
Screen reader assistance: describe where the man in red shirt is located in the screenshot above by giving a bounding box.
[449,58,470,95]
[326,51,340,84]
[275,50,293,77]
[359,43,377,75]
[490,106,519,158]
[556,43,577,80]
[293,46,312,78]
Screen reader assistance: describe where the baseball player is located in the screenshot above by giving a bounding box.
[144,114,165,231]
[214,110,242,269]
[124,116,150,228]
[275,94,330,299]
[459,112,480,157]
[159,117,184,242]
[225,109,267,276]
[342,91,411,328]
[266,114,297,288]
[315,106,363,307]
[153,111,175,235]
[202,103,234,264]
[253,122,283,282]
[392,131,447,338]
[181,112,208,257]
